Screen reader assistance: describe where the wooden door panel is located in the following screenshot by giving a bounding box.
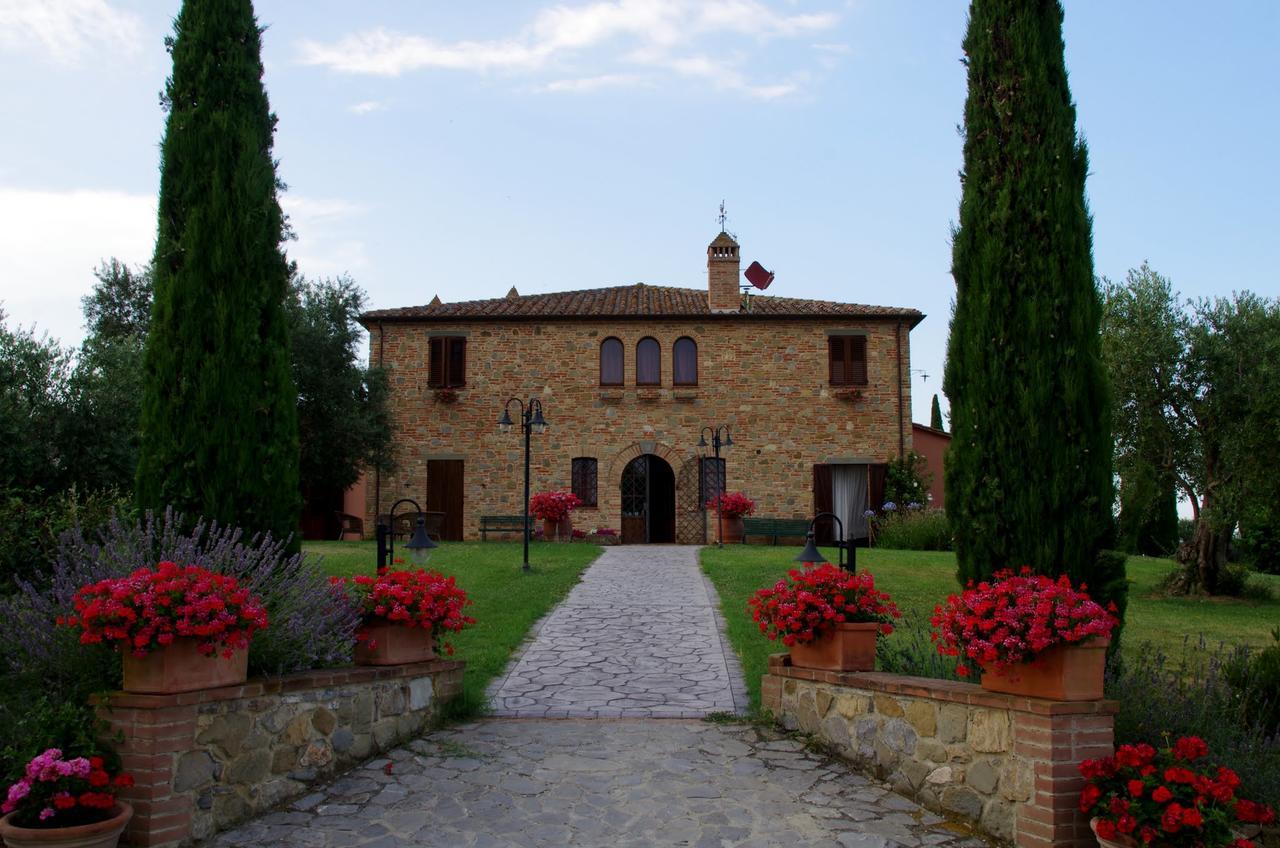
[426,460,464,541]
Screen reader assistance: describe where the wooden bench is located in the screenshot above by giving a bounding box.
[741,518,812,545]
[479,514,533,540]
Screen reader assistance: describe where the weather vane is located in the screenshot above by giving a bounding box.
[717,200,728,232]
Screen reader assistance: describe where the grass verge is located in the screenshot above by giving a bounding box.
[305,540,600,719]
[701,545,1280,710]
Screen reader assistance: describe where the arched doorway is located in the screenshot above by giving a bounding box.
[620,454,676,544]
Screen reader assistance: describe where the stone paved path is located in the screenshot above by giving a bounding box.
[210,719,986,848]
[486,546,749,718]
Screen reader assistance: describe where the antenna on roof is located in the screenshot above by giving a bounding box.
[717,200,728,232]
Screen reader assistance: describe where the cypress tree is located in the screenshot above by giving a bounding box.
[930,394,945,431]
[136,0,300,545]
[943,1,1114,592]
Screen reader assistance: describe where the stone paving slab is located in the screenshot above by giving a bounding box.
[209,719,990,848]
[487,546,748,718]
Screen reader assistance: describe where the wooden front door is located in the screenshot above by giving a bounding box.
[426,460,464,541]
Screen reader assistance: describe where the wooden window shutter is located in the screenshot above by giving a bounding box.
[813,464,834,544]
[828,337,845,385]
[447,337,467,387]
[868,463,888,513]
[850,335,868,385]
[428,337,444,387]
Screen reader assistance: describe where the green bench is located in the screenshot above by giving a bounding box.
[741,518,812,545]
[479,514,533,540]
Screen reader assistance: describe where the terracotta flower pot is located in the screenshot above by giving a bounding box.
[0,803,132,848]
[121,639,248,694]
[981,638,1109,701]
[354,620,436,666]
[541,517,572,541]
[1089,817,1136,848]
[718,515,745,544]
[788,622,879,672]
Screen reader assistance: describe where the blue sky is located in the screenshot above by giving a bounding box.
[1,0,1277,425]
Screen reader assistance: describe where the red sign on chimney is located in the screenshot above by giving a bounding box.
[744,261,775,290]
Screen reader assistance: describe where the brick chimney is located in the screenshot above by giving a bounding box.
[707,231,741,313]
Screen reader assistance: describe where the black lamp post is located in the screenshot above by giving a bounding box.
[498,397,548,573]
[376,497,438,573]
[697,424,733,547]
[795,511,852,571]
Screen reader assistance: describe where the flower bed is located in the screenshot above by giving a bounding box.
[749,565,900,647]
[1079,736,1275,848]
[931,567,1116,678]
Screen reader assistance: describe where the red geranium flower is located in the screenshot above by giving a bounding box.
[336,569,476,656]
[930,567,1116,677]
[1152,786,1174,804]
[747,566,900,645]
[1128,779,1146,798]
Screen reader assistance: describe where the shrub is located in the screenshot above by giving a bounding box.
[1239,517,1280,575]
[874,508,952,551]
[0,509,360,685]
[0,486,131,589]
[1222,628,1280,737]
[882,451,931,509]
[1106,638,1280,807]
[875,614,962,681]
[0,696,111,788]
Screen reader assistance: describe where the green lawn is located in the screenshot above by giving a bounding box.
[701,545,1280,711]
[304,540,601,716]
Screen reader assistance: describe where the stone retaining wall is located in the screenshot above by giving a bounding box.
[762,655,1116,848]
[93,659,464,847]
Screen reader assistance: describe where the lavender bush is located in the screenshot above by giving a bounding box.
[0,509,360,684]
[1106,637,1280,806]
[875,614,962,681]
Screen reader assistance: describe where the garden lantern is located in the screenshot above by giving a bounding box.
[498,397,548,572]
[377,498,437,572]
[795,511,851,571]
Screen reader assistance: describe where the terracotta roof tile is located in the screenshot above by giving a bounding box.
[361,284,923,326]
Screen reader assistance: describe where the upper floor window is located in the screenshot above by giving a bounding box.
[572,457,598,507]
[600,337,624,386]
[636,337,661,386]
[429,336,466,388]
[673,337,698,386]
[828,335,867,386]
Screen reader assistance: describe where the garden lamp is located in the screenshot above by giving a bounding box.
[795,531,827,566]
[405,516,437,566]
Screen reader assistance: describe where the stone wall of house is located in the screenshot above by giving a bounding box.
[363,314,915,540]
[95,659,464,847]
[762,656,1117,848]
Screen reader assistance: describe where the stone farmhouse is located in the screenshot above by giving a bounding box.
[357,231,924,545]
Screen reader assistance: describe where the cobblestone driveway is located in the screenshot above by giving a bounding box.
[210,720,985,848]
[487,546,748,718]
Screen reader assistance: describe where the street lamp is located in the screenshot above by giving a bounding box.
[498,397,548,572]
[795,511,853,571]
[376,497,438,573]
[698,424,733,547]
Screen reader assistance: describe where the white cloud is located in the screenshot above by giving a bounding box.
[0,187,155,347]
[348,100,387,114]
[540,72,649,93]
[0,0,142,63]
[299,0,838,98]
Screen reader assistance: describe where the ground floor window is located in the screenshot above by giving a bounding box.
[572,457,598,507]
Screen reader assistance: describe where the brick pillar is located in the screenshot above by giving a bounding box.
[1013,705,1117,848]
[94,697,199,848]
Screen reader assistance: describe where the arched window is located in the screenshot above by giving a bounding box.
[636,337,661,385]
[600,337,624,385]
[673,337,697,385]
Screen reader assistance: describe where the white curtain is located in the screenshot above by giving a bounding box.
[832,465,869,542]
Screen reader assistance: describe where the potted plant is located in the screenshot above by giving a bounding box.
[529,491,582,541]
[0,749,134,848]
[707,491,755,544]
[591,527,621,547]
[1078,736,1275,848]
[931,566,1117,700]
[748,565,900,671]
[335,569,475,665]
[62,562,268,694]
